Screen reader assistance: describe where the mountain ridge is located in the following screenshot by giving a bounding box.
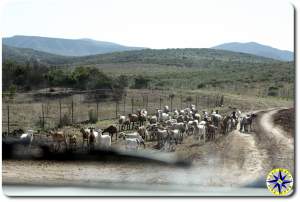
[212,42,293,61]
[2,35,145,56]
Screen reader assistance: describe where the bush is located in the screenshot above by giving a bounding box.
[59,113,71,127]
[133,76,150,89]
[197,83,205,89]
[88,109,98,123]
[268,86,279,97]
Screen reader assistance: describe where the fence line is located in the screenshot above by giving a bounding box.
[2,91,226,133]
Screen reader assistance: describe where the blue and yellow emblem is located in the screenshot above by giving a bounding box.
[266,168,293,196]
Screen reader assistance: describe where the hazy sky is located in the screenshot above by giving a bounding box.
[0,0,294,51]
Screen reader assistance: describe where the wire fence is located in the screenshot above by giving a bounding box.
[2,89,227,133]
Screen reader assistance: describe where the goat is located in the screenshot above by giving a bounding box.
[193,122,206,143]
[137,126,149,141]
[48,130,67,152]
[20,130,34,150]
[128,114,139,129]
[167,129,181,145]
[102,125,118,140]
[240,114,256,133]
[206,123,218,141]
[96,132,111,150]
[80,128,90,149]
[149,116,158,124]
[118,115,126,131]
[68,134,77,151]
[119,132,145,150]
[163,105,170,113]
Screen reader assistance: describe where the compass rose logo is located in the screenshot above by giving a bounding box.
[266,168,293,196]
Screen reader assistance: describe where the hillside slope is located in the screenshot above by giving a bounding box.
[2,45,72,65]
[70,48,277,67]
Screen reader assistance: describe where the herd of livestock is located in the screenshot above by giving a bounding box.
[3,105,257,152]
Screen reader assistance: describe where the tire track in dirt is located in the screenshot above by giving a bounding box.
[253,108,294,177]
[214,125,268,186]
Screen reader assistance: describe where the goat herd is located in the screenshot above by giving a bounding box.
[3,105,257,153]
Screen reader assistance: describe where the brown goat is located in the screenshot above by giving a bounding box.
[48,130,67,152]
[102,125,118,140]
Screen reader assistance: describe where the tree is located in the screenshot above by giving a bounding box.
[133,76,150,89]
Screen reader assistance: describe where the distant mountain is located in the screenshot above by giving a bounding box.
[212,42,293,61]
[3,44,278,67]
[2,35,144,56]
[2,45,74,65]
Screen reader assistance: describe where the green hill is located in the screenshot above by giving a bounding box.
[2,45,72,66]
[3,45,277,67]
[67,48,277,68]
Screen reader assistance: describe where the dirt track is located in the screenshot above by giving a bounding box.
[2,108,294,188]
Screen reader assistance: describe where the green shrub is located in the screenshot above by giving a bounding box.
[268,86,279,96]
[133,76,150,89]
[197,83,205,89]
[88,109,98,123]
[59,113,71,127]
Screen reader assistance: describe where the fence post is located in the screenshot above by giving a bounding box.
[7,104,10,134]
[71,97,74,124]
[146,95,149,110]
[41,104,45,129]
[159,96,162,109]
[96,102,99,120]
[215,94,219,107]
[170,97,173,112]
[207,96,210,110]
[220,95,224,106]
[123,95,126,114]
[115,100,118,119]
[59,98,62,126]
[180,95,183,109]
[131,97,134,113]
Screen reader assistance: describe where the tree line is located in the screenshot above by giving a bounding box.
[3,60,151,94]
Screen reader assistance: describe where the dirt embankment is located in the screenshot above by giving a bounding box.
[273,108,294,136]
[253,108,294,177]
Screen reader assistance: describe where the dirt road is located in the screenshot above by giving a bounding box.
[2,108,294,189]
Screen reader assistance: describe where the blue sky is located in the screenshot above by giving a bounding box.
[0,0,294,51]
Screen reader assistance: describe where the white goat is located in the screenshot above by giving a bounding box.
[119,132,145,151]
[96,132,111,150]
[193,122,206,143]
[20,130,34,149]
[118,115,126,131]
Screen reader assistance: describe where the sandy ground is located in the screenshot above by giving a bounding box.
[2,108,294,189]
